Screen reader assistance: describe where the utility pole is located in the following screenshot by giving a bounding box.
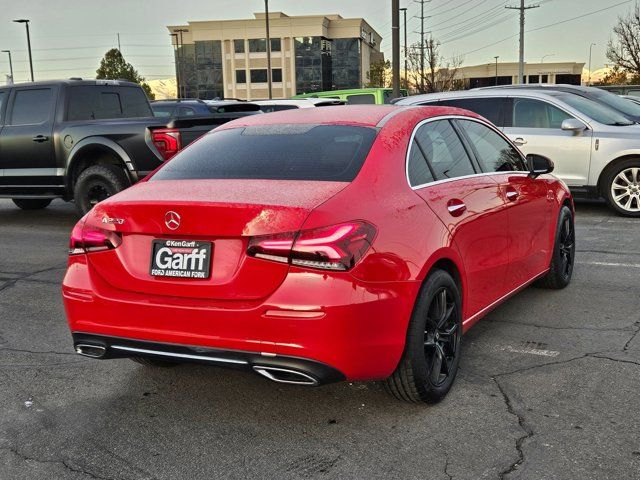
[494,56,499,85]
[415,0,430,93]
[117,33,121,52]
[265,0,272,99]
[588,43,596,86]
[400,7,407,90]
[392,0,400,98]
[506,1,539,84]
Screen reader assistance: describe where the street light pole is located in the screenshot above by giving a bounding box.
[1,50,13,83]
[170,33,180,99]
[264,0,272,99]
[494,56,499,86]
[175,28,189,97]
[13,19,33,82]
[588,43,596,86]
[400,7,407,91]
[392,0,400,98]
[540,53,555,63]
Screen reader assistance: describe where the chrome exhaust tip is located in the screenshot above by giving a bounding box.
[75,343,107,359]
[253,366,319,386]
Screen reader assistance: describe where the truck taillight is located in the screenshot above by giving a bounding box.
[247,221,376,271]
[69,219,122,255]
[152,129,181,161]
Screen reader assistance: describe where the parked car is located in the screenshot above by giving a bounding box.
[396,89,640,216]
[597,84,640,96]
[621,95,640,106]
[480,84,640,123]
[63,106,573,403]
[152,99,261,117]
[254,98,345,113]
[0,80,240,215]
[293,87,408,105]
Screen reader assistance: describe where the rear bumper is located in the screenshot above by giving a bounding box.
[63,256,419,381]
[72,332,345,386]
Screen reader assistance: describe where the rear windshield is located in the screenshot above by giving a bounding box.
[67,85,152,121]
[152,124,378,182]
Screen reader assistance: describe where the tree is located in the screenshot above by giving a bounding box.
[594,65,630,86]
[606,4,640,81]
[407,37,462,94]
[366,59,391,88]
[96,48,155,99]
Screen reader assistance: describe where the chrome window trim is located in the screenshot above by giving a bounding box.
[405,114,527,191]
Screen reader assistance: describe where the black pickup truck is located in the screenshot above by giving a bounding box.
[0,79,239,214]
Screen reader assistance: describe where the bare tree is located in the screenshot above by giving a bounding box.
[407,37,463,94]
[606,3,640,78]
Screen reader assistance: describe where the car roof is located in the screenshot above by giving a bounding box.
[253,98,345,107]
[2,79,140,88]
[396,88,566,105]
[216,105,483,129]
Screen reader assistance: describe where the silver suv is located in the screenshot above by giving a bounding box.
[396,89,640,216]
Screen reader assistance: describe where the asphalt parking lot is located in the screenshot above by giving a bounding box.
[1,198,639,480]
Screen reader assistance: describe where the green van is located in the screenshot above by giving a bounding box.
[292,88,408,105]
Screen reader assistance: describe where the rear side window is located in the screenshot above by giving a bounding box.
[67,85,152,121]
[457,120,526,172]
[152,124,378,182]
[152,105,175,117]
[10,88,54,125]
[177,107,196,116]
[413,120,475,181]
[407,137,435,187]
[347,94,375,105]
[512,98,572,128]
[434,98,504,126]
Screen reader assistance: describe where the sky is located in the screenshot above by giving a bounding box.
[0,0,635,83]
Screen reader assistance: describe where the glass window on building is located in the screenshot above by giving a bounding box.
[176,40,224,100]
[294,36,332,94]
[541,74,549,83]
[270,38,281,52]
[234,39,245,54]
[249,39,267,53]
[527,75,540,84]
[236,70,246,83]
[272,69,282,83]
[332,38,361,90]
[250,69,268,83]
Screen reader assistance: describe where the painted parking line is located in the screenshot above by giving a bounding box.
[474,342,561,357]
[579,261,640,269]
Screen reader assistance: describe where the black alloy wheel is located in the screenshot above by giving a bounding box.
[424,288,460,387]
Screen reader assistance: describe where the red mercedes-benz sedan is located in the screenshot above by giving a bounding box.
[62,106,574,403]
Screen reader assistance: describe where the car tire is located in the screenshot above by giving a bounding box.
[130,357,180,368]
[74,164,130,216]
[384,269,463,403]
[603,159,640,217]
[12,199,52,210]
[536,205,575,289]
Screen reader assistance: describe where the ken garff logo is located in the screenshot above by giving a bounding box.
[164,211,181,230]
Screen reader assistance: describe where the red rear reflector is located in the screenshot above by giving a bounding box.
[247,221,376,271]
[69,219,122,255]
[152,128,181,161]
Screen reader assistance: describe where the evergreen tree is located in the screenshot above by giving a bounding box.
[96,48,155,99]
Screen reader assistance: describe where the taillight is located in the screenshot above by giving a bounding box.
[247,221,376,271]
[69,220,122,255]
[152,128,181,161]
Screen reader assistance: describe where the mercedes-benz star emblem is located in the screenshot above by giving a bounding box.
[165,211,181,230]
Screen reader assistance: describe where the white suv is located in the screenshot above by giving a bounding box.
[396,89,640,216]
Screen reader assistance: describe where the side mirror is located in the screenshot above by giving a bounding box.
[561,118,587,134]
[526,154,554,178]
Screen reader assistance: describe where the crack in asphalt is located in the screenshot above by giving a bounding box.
[589,354,640,367]
[0,264,66,293]
[623,322,640,352]
[0,347,76,357]
[1,446,116,480]
[443,455,454,480]
[492,377,533,480]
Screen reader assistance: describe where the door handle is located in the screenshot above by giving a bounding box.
[447,199,466,217]
[505,187,519,201]
[32,135,49,143]
[513,137,527,146]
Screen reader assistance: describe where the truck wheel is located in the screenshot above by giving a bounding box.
[74,164,129,215]
[603,159,640,217]
[12,199,52,210]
